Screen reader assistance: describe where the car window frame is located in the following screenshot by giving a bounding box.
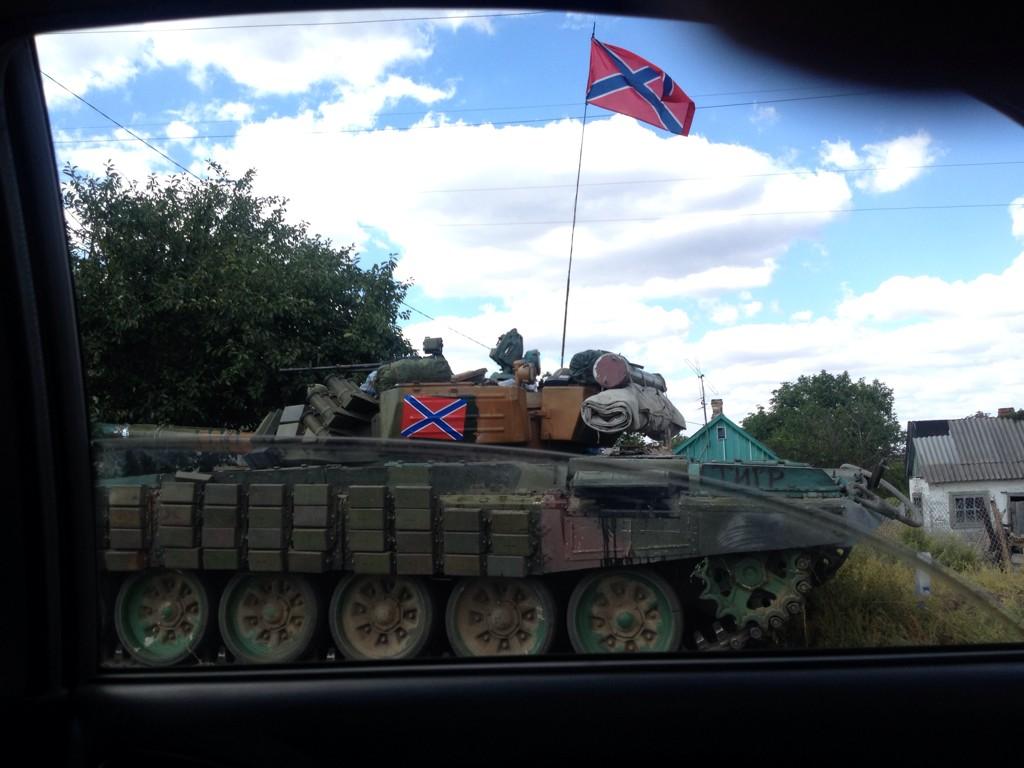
[5,2,1024,764]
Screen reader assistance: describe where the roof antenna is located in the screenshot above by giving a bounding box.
[685,359,708,427]
[559,22,596,369]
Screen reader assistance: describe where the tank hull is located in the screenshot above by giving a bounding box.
[96,443,876,665]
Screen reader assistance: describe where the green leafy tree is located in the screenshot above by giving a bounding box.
[742,371,905,474]
[65,162,412,429]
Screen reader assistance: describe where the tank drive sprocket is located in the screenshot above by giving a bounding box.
[692,549,814,651]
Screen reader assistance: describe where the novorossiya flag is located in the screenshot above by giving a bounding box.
[586,38,695,136]
[400,395,468,441]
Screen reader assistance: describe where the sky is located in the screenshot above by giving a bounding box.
[37,8,1024,432]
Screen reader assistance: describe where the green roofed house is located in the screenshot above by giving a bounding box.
[674,399,780,463]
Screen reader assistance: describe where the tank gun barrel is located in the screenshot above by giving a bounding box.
[278,363,384,374]
[92,422,255,451]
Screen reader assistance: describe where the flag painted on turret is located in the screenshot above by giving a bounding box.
[400,395,468,441]
[586,38,695,136]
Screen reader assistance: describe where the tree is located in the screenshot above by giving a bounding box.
[64,162,413,429]
[742,371,904,472]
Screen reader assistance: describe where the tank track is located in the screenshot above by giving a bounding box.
[691,548,829,652]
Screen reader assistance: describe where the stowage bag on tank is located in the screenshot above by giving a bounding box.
[375,356,453,392]
[581,383,686,438]
[568,349,610,384]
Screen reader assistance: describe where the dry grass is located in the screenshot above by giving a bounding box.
[804,522,1024,649]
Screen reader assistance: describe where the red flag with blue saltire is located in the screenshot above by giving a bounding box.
[586,38,695,136]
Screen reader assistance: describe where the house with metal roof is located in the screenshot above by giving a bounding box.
[906,411,1024,538]
[674,399,780,463]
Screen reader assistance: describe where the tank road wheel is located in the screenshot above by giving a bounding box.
[114,570,209,667]
[445,578,556,657]
[329,575,434,661]
[567,569,682,654]
[218,574,318,664]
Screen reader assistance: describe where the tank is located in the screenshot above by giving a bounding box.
[93,331,921,666]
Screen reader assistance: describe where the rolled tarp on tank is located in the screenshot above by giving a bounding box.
[580,384,686,439]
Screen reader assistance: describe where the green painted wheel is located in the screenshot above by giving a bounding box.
[330,575,434,661]
[567,569,682,654]
[446,578,556,657]
[114,570,209,667]
[218,573,318,664]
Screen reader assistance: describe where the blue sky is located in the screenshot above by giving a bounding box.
[37,9,1024,428]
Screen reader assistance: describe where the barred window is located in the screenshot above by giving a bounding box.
[951,494,987,528]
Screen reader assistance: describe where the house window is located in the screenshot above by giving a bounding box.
[949,493,988,529]
[716,426,726,440]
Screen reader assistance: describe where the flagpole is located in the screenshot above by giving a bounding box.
[559,24,595,370]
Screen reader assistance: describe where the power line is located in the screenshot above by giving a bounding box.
[50,91,885,147]
[399,301,490,350]
[416,159,1024,194]
[42,72,201,180]
[51,115,583,144]
[703,90,879,109]
[433,201,1024,228]
[48,10,550,34]
[58,85,863,133]
[63,208,84,228]
[62,103,588,132]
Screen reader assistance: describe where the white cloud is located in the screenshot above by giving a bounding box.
[836,255,1024,323]
[683,239,1024,424]
[819,139,859,170]
[562,12,599,31]
[165,120,198,144]
[318,75,454,130]
[857,132,937,193]
[1012,195,1024,240]
[742,301,763,317]
[431,9,499,34]
[749,104,779,129]
[37,10,485,102]
[216,101,254,122]
[820,132,936,194]
[639,260,778,298]
[711,304,740,325]
[35,33,149,105]
[53,128,167,179]
[150,18,432,94]
[169,113,851,310]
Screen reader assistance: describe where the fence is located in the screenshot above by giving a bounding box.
[919,495,1017,569]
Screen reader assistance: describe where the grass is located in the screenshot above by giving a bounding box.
[803,522,1024,649]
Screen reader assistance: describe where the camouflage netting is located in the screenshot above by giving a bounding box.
[374,356,453,392]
